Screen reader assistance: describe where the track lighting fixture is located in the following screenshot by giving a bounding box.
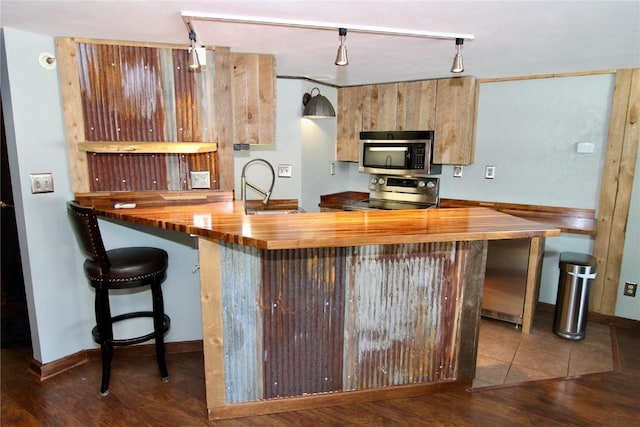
[450,38,464,74]
[335,28,348,66]
[302,87,336,118]
[182,13,473,73]
[187,25,206,73]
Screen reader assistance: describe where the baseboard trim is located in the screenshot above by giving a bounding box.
[30,350,89,381]
[30,340,203,381]
[537,302,640,329]
[31,307,639,382]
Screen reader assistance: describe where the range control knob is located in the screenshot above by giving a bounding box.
[426,181,436,189]
[370,177,379,185]
[417,181,426,188]
[377,177,386,185]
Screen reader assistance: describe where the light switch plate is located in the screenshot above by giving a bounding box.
[30,173,54,193]
[485,165,495,179]
[576,142,595,153]
[453,165,463,178]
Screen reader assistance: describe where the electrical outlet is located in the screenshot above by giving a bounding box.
[623,281,637,297]
[30,173,54,193]
[278,164,292,178]
[485,165,495,179]
[330,162,336,175]
[190,171,210,189]
[453,165,463,178]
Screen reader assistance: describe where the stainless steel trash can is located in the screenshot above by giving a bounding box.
[553,252,597,340]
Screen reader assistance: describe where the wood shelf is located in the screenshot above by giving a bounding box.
[77,141,218,154]
[74,190,233,208]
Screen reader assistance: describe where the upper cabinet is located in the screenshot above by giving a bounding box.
[397,80,437,131]
[362,83,398,130]
[230,53,276,145]
[434,77,477,165]
[336,77,476,165]
[337,86,363,162]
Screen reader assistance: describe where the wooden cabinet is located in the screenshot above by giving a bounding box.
[337,86,363,162]
[362,83,398,130]
[434,77,477,165]
[336,77,476,165]
[397,80,437,131]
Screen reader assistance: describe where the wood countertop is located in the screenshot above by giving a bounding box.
[439,199,596,236]
[94,201,560,250]
[319,192,596,235]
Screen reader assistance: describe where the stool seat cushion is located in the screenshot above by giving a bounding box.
[84,247,168,288]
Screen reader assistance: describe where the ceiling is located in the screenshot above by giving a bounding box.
[1,1,639,87]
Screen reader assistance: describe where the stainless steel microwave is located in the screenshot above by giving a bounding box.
[359,131,441,177]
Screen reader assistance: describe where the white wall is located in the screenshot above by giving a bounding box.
[444,75,614,307]
[97,220,203,342]
[233,79,303,205]
[300,83,348,212]
[438,75,613,208]
[2,28,87,363]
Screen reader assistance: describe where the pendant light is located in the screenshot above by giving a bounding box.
[450,38,464,73]
[335,28,348,66]
[302,87,336,118]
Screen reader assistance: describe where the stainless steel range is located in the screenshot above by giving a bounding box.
[344,174,439,211]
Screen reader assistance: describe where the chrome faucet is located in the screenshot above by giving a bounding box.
[240,158,275,214]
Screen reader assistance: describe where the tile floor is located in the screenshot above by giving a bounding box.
[473,311,614,388]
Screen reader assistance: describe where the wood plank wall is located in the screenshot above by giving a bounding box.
[57,38,90,192]
[214,47,234,192]
[591,69,640,314]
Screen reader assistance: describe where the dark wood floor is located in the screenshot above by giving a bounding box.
[2,323,638,426]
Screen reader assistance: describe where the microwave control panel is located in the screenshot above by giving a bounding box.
[412,145,426,169]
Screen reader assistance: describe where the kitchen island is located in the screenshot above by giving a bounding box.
[92,200,559,420]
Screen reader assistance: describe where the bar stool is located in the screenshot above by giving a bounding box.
[66,201,170,396]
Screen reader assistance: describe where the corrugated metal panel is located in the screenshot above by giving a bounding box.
[158,48,177,142]
[87,152,167,191]
[86,151,215,191]
[77,43,165,142]
[172,49,201,142]
[217,242,468,404]
[262,247,347,399]
[220,242,263,404]
[343,242,461,390]
[165,154,181,191]
[77,43,217,192]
